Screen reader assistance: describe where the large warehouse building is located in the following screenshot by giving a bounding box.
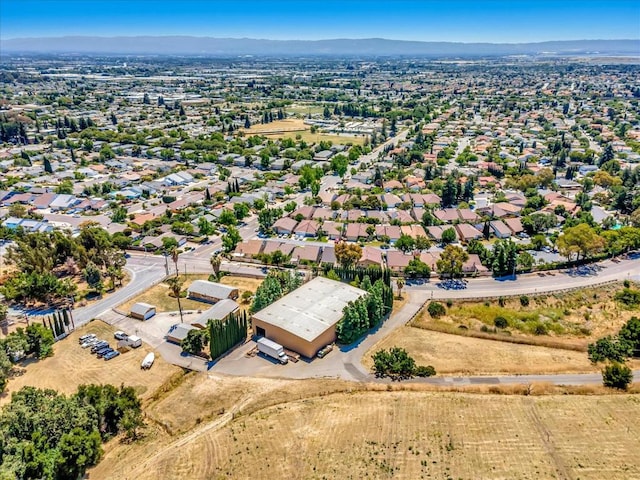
[252,276,367,358]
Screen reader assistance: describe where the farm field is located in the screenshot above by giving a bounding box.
[119,274,262,314]
[1,321,181,404]
[92,386,640,480]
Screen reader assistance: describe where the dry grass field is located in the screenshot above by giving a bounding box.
[415,284,639,351]
[364,325,603,375]
[119,274,262,313]
[244,118,366,145]
[1,321,182,404]
[90,381,640,480]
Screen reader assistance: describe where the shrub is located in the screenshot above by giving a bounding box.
[494,316,508,329]
[498,297,506,307]
[588,335,631,363]
[371,347,415,380]
[415,365,436,377]
[533,323,547,335]
[602,362,633,390]
[427,302,446,318]
[615,287,640,308]
[446,299,453,308]
[520,295,530,307]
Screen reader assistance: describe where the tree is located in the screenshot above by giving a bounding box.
[556,223,606,261]
[0,348,12,391]
[166,276,184,324]
[209,254,222,279]
[396,278,405,298]
[619,316,640,357]
[222,226,241,253]
[436,245,468,279]
[441,227,457,245]
[233,202,250,220]
[25,323,55,359]
[588,336,631,363]
[602,362,633,390]
[405,259,431,279]
[83,262,103,292]
[371,347,423,380]
[335,242,362,268]
[218,209,237,226]
[197,217,215,236]
[414,235,432,252]
[56,428,103,480]
[182,329,209,356]
[330,154,349,177]
[491,239,519,277]
[395,234,415,253]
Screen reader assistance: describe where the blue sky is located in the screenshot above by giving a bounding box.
[1,0,639,42]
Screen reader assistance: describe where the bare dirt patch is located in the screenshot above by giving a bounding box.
[1,321,182,404]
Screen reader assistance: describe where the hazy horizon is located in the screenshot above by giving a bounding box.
[1,0,639,43]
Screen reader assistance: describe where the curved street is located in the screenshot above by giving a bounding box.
[75,250,640,386]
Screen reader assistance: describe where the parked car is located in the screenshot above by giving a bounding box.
[96,347,113,358]
[104,350,120,361]
[114,331,128,340]
[317,344,334,358]
[79,334,96,344]
[91,342,109,353]
[82,339,100,349]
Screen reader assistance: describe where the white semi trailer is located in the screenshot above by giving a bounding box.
[256,337,288,364]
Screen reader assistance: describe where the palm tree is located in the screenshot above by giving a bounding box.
[166,276,185,323]
[171,247,180,276]
[396,278,405,299]
[210,253,221,280]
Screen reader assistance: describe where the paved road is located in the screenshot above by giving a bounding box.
[410,256,640,300]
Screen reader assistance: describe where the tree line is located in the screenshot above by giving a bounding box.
[0,384,143,479]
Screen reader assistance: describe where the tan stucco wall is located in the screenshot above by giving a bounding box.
[252,318,335,358]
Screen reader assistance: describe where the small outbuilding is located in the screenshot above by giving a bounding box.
[130,302,156,321]
[166,323,197,344]
[191,299,240,329]
[187,280,239,303]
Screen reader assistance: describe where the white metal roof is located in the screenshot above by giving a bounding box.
[252,277,367,342]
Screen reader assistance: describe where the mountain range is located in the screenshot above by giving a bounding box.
[1,37,638,56]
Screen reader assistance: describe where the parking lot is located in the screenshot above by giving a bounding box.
[101,309,210,371]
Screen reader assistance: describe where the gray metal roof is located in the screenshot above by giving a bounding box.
[252,277,367,342]
[187,280,237,299]
[130,302,155,315]
[191,299,239,327]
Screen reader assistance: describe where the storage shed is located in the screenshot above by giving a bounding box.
[191,299,240,329]
[252,277,367,358]
[166,323,197,344]
[130,302,156,321]
[187,280,239,303]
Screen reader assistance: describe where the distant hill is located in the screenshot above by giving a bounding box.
[1,36,639,56]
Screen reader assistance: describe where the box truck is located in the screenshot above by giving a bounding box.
[127,335,142,348]
[256,337,288,364]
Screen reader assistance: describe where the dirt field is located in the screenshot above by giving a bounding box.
[1,321,181,404]
[91,384,640,480]
[119,274,262,313]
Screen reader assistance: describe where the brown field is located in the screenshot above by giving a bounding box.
[119,274,263,314]
[244,118,366,146]
[364,325,606,375]
[1,321,181,404]
[91,382,640,480]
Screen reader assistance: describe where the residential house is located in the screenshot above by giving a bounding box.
[272,217,298,235]
[358,246,384,268]
[490,220,512,238]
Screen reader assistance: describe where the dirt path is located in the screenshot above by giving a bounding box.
[527,399,574,480]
